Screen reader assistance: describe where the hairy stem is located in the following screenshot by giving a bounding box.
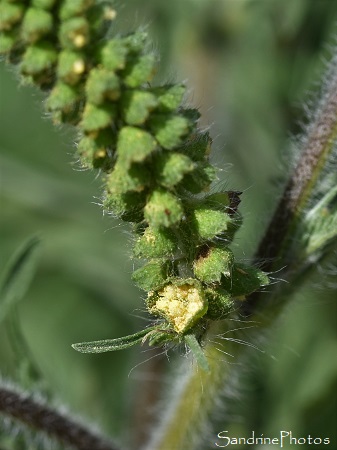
[0,386,119,450]
[255,58,337,273]
[144,322,229,450]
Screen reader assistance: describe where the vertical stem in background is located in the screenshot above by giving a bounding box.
[147,55,337,450]
[145,323,231,450]
[132,348,167,449]
[255,60,337,273]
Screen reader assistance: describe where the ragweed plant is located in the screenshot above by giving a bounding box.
[1,1,337,450]
[0,0,269,370]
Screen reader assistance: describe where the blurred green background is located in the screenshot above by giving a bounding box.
[0,1,336,449]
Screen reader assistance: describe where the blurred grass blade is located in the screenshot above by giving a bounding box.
[72,327,156,353]
[0,236,41,323]
[184,334,209,372]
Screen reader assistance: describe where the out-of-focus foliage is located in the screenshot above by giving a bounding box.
[0,1,336,449]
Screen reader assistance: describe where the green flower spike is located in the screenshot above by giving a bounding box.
[0,0,270,368]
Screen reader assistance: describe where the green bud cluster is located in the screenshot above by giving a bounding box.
[0,0,269,352]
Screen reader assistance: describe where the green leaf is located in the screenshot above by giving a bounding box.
[72,327,156,353]
[184,334,209,372]
[0,236,41,323]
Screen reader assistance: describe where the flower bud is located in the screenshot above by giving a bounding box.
[107,161,150,194]
[204,287,233,320]
[181,132,212,161]
[80,102,116,132]
[104,190,146,222]
[59,0,93,21]
[132,261,169,291]
[32,0,56,10]
[0,2,24,32]
[124,31,148,53]
[0,30,17,54]
[153,84,186,112]
[77,129,116,170]
[46,81,80,113]
[191,207,234,241]
[193,246,234,283]
[59,17,90,49]
[122,53,156,88]
[116,126,157,168]
[57,49,86,85]
[155,151,195,188]
[221,263,269,298]
[144,188,184,228]
[182,162,216,194]
[85,68,120,105]
[99,38,128,71]
[149,113,191,149]
[122,90,158,125]
[21,41,57,76]
[134,226,177,258]
[21,8,53,43]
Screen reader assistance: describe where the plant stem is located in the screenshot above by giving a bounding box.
[144,323,230,450]
[255,58,337,273]
[0,386,119,450]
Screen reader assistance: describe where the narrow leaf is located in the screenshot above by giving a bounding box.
[0,236,41,323]
[72,327,156,353]
[184,334,209,373]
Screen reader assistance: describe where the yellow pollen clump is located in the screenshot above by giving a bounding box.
[73,34,86,48]
[95,149,106,158]
[150,284,207,334]
[73,59,85,74]
[145,231,156,244]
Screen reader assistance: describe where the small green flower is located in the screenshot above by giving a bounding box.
[193,246,234,283]
[132,260,170,291]
[144,189,184,228]
[134,227,177,259]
